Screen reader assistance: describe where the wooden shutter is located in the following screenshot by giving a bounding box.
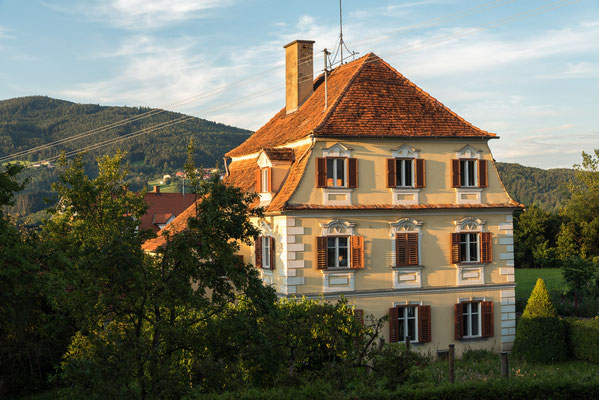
[478,159,488,188]
[454,303,464,340]
[255,236,263,268]
[396,233,418,266]
[348,158,358,188]
[389,307,399,343]
[418,305,431,343]
[481,301,494,337]
[316,157,327,188]
[255,169,261,192]
[267,167,272,192]
[386,158,396,188]
[353,309,364,326]
[415,159,425,188]
[316,236,328,269]
[480,232,492,263]
[451,159,460,188]
[269,236,276,270]
[351,236,364,269]
[451,233,461,264]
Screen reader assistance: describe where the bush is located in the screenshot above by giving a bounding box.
[513,279,569,362]
[566,318,599,363]
[370,343,431,388]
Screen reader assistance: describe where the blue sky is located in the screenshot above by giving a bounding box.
[1,0,598,168]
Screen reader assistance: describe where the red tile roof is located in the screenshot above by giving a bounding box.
[140,192,197,233]
[263,148,295,161]
[142,199,201,252]
[226,53,494,158]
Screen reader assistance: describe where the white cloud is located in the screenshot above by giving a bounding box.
[0,25,14,40]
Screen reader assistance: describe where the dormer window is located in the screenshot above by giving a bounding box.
[256,167,271,193]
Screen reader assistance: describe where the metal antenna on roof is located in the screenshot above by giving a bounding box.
[332,0,358,66]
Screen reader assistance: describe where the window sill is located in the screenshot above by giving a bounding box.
[459,336,487,342]
[320,268,357,274]
[392,265,424,270]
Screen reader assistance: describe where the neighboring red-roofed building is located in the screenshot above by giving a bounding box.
[144,39,522,354]
[140,186,197,234]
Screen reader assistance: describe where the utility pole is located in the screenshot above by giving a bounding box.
[324,48,330,111]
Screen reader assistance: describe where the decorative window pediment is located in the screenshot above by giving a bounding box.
[391,144,420,159]
[390,217,423,235]
[454,217,486,232]
[322,143,351,158]
[257,151,272,168]
[456,145,482,160]
[258,220,273,236]
[320,219,356,236]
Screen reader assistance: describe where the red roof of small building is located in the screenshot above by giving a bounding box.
[140,192,197,234]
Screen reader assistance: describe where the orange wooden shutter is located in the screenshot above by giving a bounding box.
[386,158,396,188]
[454,303,464,340]
[415,159,425,188]
[351,236,364,269]
[407,233,419,265]
[395,233,408,266]
[269,236,276,270]
[418,305,431,343]
[255,169,261,192]
[316,157,327,188]
[451,233,461,264]
[478,159,488,188]
[348,158,358,188]
[353,309,365,326]
[267,167,272,192]
[389,307,399,343]
[451,159,460,188]
[481,232,492,263]
[255,236,263,268]
[481,301,494,337]
[316,236,328,269]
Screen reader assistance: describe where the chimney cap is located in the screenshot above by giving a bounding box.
[283,39,315,49]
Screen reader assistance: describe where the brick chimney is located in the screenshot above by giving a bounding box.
[152,185,160,194]
[284,40,314,114]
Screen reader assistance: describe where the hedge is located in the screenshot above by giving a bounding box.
[186,379,599,400]
[566,318,599,363]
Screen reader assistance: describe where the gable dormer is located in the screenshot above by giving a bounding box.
[255,148,295,204]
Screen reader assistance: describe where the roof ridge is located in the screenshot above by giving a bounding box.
[374,57,495,137]
[312,54,375,134]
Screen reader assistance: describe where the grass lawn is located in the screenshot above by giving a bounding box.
[515,268,565,300]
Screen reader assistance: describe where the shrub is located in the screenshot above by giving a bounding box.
[566,318,599,363]
[370,343,431,389]
[512,278,569,362]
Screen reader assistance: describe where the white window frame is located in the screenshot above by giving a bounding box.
[262,235,271,269]
[260,168,269,193]
[395,158,415,187]
[460,159,477,187]
[397,305,419,343]
[460,232,480,263]
[462,301,482,338]
[326,235,350,269]
[326,157,347,188]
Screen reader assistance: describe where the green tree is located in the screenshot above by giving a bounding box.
[556,222,579,261]
[513,206,561,268]
[46,152,275,399]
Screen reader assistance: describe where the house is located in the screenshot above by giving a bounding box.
[139,186,196,233]
[145,39,521,353]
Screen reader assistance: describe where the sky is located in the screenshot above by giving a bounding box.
[1,0,598,169]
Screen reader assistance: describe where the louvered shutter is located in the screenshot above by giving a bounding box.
[480,232,492,263]
[415,159,425,188]
[255,169,261,192]
[418,305,431,343]
[451,233,461,264]
[267,167,272,192]
[481,301,494,337]
[348,158,358,188]
[451,159,460,188]
[386,159,396,188]
[389,307,399,343]
[407,233,419,265]
[478,159,488,188]
[316,157,327,188]
[454,303,464,340]
[351,236,364,269]
[353,309,364,326]
[269,236,276,270]
[255,236,263,268]
[316,236,328,269]
[395,233,408,266]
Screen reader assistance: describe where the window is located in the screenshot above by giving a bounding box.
[451,159,487,188]
[326,158,346,187]
[460,159,476,187]
[261,168,269,193]
[327,236,349,268]
[255,236,275,270]
[459,233,479,263]
[262,236,271,269]
[454,301,494,339]
[389,305,431,343]
[396,159,413,187]
[395,232,419,266]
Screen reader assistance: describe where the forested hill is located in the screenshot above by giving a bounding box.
[0,96,252,218]
[496,162,574,212]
